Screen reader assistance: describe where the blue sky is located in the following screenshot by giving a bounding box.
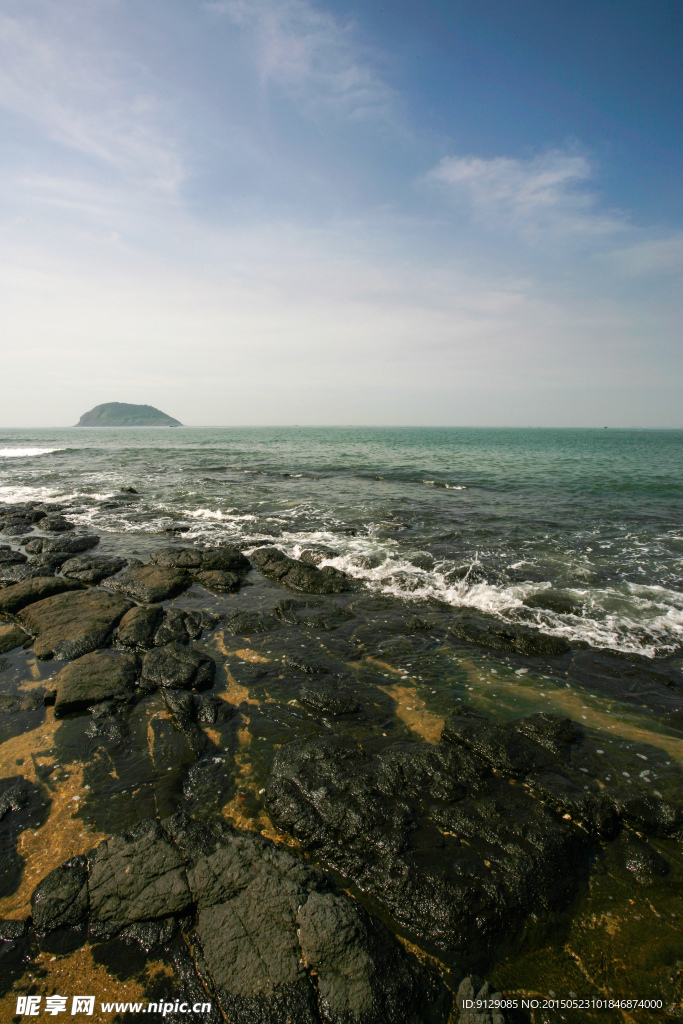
[1,0,681,426]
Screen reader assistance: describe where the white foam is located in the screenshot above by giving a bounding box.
[0,447,65,458]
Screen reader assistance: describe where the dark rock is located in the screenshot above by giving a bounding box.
[184,609,219,639]
[119,915,177,951]
[200,547,251,574]
[284,654,328,674]
[162,690,233,756]
[0,691,46,714]
[196,570,241,593]
[0,563,48,584]
[297,546,340,566]
[224,610,281,635]
[108,564,191,603]
[30,553,73,572]
[31,855,89,933]
[41,534,100,554]
[613,833,670,884]
[617,793,683,841]
[249,547,350,594]
[0,547,26,565]
[523,591,582,616]
[116,604,164,650]
[267,729,591,970]
[182,756,235,815]
[151,547,204,569]
[61,554,126,584]
[0,777,50,899]
[22,538,45,554]
[450,614,571,657]
[0,576,83,615]
[42,514,74,532]
[442,706,554,775]
[121,486,138,494]
[88,819,192,938]
[154,609,190,646]
[299,679,361,715]
[1,522,32,536]
[141,643,216,692]
[513,712,582,757]
[53,650,139,716]
[18,589,134,660]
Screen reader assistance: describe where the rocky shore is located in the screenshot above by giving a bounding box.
[0,499,682,1022]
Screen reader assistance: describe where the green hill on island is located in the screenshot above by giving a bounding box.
[76,403,181,427]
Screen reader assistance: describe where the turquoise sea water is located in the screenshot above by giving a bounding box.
[1,426,681,657]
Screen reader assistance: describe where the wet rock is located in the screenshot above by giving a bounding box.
[184,609,219,639]
[141,643,216,692]
[0,777,50,899]
[88,819,192,938]
[1,521,33,536]
[299,679,361,715]
[267,728,591,970]
[121,486,138,494]
[108,564,191,603]
[617,793,683,841]
[0,563,48,584]
[613,833,670,884]
[61,554,126,584]
[297,545,340,566]
[155,609,190,646]
[182,755,236,814]
[250,546,351,594]
[0,691,46,714]
[523,591,582,616]
[116,604,164,650]
[224,610,281,635]
[42,514,74,532]
[151,545,251,575]
[275,599,355,630]
[0,576,83,615]
[513,712,582,757]
[22,538,45,555]
[41,534,100,554]
[31,855,89,932]
[30,553,73,572]
[18,589,134,660]
[196,569,241,593]
[449,614,571,657]
[163,690,234,756]
[442,706,554,775]
[0,547,27,565]
[53,650,139,716]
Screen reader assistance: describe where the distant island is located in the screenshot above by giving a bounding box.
[76,402,182,427]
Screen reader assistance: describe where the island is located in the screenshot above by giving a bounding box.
[76,402,182,427]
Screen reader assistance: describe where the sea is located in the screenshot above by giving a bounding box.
[1,425,681,659]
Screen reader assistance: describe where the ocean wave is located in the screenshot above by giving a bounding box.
[0,447,65,458]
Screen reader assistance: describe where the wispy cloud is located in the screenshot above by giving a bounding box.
[206,0,397,123]
[426,148,626,242]
[0,3,183,192]
[604,234,683,276]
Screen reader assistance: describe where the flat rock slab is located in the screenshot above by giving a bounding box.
[151,545,251,575]
[53,650,139,716]
[141,642,215,691]
[61,554,126,584]
[41,535,100,554]
[0,576,83,615]
[18,590,134,660]
[250,547,350,594]
[30,814,451,1023]
[0,623,29,654]
[108,564,191,602]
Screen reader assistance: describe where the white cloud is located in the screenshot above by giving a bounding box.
[426,149,626,242]
[0,3,183,192]
[605,235,683,276]
[206,0,397,123]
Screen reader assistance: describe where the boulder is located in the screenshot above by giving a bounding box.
[299,679,361,715]
[141,643,215,691]
[108,564,191,603]
[0,624,29,654]
[449,614,571,657]
[41,515,74,532]
[53,650,139,716]
[151,546,251,575]
[61,554,126,584]
[154,609,190,646]
[18,590,134,660]
[249,547,350,594]
[0,576,83,615]
[0,564,48,584]
[41,535,100,554]
[116,604,164,650]
[195,569,241,593]
[0,547,27,565]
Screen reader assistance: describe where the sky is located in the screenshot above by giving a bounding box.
[1,0,681,427]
